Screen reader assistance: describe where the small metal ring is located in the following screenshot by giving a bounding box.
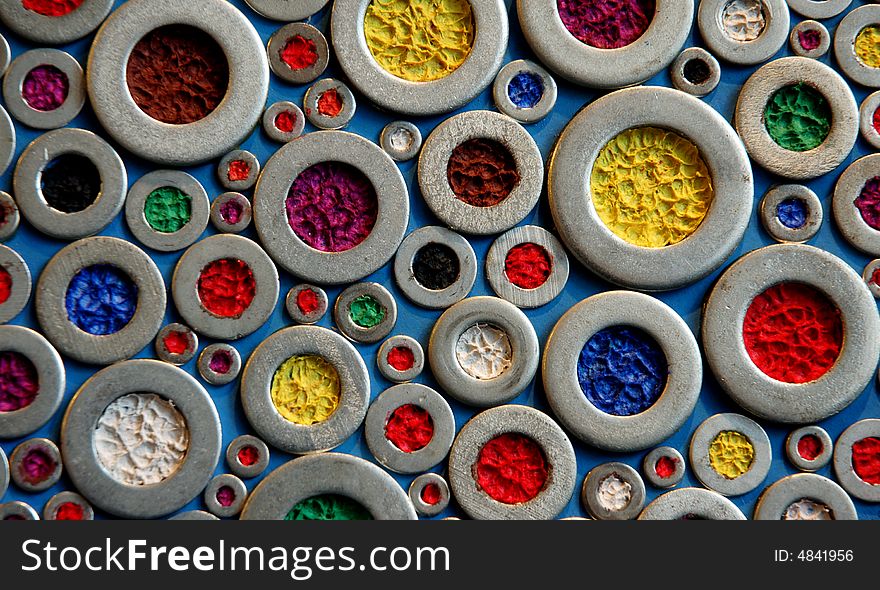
[638,487,746,520]
[376,335,425,383]
[225,434,270,479]
[245,0,330,23]
[210,192,252,234]
[198,343,242,386]
[393,226,477,310]
[786,0,851,19]
[0,501,39,520]
[125,170,209,252]
[492,59,557,123]
[10,438,62,492]
[859,91,880,150]
[409,473,450,518]
[154,323,198,366]
[0,33,9,77]
[0,447,7,498]
[581,462,645,520]
[835,5,880,88]
[642,446,686,489]
[203,473,247,518]
[790,20,830,59]
[304,79,357,130]
[0,106,13,177]
[0,192,19,242]
[380,121,423,162]
[0,245,30,324]
[698,0,789,65]
[689,413,772,496]
[785,425,833,471]
[169,510,218,521]
[833,154,880,256]
[286,284,328,324]
[0,0,113,45]
[43,491,94,521]
[754,473,857,520]
[262,101,305,143]
[670,47,721,97]
[833,418,880,502]
[485,225,569,308]
[2,48,85,129]
[759,184,823,243]
[267,22,329,85]
[862,258,880,298]
[333,282,397,344]
[218,150,260,192]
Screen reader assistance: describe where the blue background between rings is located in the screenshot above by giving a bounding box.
[2,0,879,520]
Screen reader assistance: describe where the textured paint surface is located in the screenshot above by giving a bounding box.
[65,264,138,336]
[94,393,190,486]
[855,25,880,68]
[556,0,655,49]
[144,186,192,234]
[41,154,101,213]
[22,0,84,16]
[22,65,69,112]
[776,197,808,229]
[476,433,548,504]
[852,437,880,485]
[654,456,677,478]
[216,486,236,507]
[348,294,385,328]
[285,494,373,520]
[162,331,189,355]
[577,326,668,416]
[219,200,243,224]
[596,473,633,511]
[317,89,343,117]
[783,499,833,520]
[764,84,831,152]
[0,267,11,305]
[227,161,250,182]
[742,282,842,384]
[855,176,880,230]
[798,29,822,51]
[455,323,512,380]
[388,127,415,151]
[209,349,233,374]
[197,259,256,318]
[274,110,296,133]
[386,346,415,371]
[295,288,320,314]
[421,483,441,505]
[237,445,259,466]
[447,138,520,208]
[279,35,318,71]
[683,58,710,84]
[504,242,552,290]
[55,502,84,520]
[721,0,766,42]
[0,352,39,413]
[873,106,880,135]
[19,448,55,484]
[270,355,341,425]
[507,72,544,109]
[384,403,434,452]
[708,430,755,479]
[797,434,823,460]
[590,127,714,248]
[412,242,460,290]
[364,0,475,82]
[126,25,229,125]
[285,162,378,253]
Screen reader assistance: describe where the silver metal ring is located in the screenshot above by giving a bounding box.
[304,78,357,130]
[240,325,370,454]
[835,5,880,88]
[262,101,305,143]
[125,170,209,252]
[860,91,880,150]
[240,453,417,520]
[518,0,692,88]
[380,121,422,162]
[0,106,13,177]
[698,0,789,65]
[409,473,450,518]
[0,245,30,324]
[197,343,242,386]
[448,404,577,520]
[225,434,270,479]
[333,282,397,344]
[0,326,64,439]
[14,128,127,241]
[254,130,409,285]
[0,33,9,78]
[418,110,542,236]
[492,59,557,124]
[736,57,857,180]
[10,438,62,492]
[428,296,539,407]
[210,192,252,234]
[759,184,823,243]
[332,0,508,116]
[61,359,222,519]
[833,418,880,502]
[863,258,880,298]
[36,236,166,365]
[549,85,752,291]
[638,487,746,520]
[790,19,830,58]
[43,491,94,520]
[218,150,260,192]
[581,462,645,520]
[87,0,269,166]
[376,334,425,383]
[689,413,772,496]
[0,501,39,520]
[0,192,19,242]
[0,447,7,498]
[485,224,569,308]
[785,425,833,471]
[2,48,85,129]
[393,226,476,310]
[669,47,721,97]
[267,23,329,85]
[244,0,330,22]
[543,291,702,452]
[169,510,218,520]
[702,244,880,422]
[286,284,328,324]
[203,473,247,518]
[642,446,686,488]
[172,234,279,341]
[364,383,455,474]
[833,154,880,256]
[786,0,851,19]
[0,0,113,45]
[754,473,857,520]
[154,323,198,366]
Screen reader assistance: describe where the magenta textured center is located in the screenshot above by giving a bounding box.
[556,0,655,49]
[855,176,880,231]
[22,65,69,112]
[0,351,39,413]
[220,200,243,224]
[285,162,378,253]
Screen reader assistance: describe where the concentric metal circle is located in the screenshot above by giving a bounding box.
[790,20,830,59]
[0,192,19,242]
[304,79,356,130]
[833,419,880,502]
[380,121,423,162]
[689,413,772,496]
[267,22,329,85]
[835,5,880,88]
[10,438,62,492]
[43,491,94,521]
[698,0,789,65]
[863,258,880,298]
[0,106,13,178]
[125,170,209,252]
[285,284,328,324]
[409,473,450,518]
[333,282,397,344]
[833,154,880,256]
[225,434,270,479]
[262,101,305,143]
[2,48,85,129]
[0,447,7,498]
[581,462,645,521]
[204,473,247,518]
[210,192,252,234]
[859,91,880,150]
[0,245,30,324]
[0,501,39,520]
[376,335,425,383]
[198,343,242,386]
[485,224,569,308]
[642,446,686,489]
[492,59,557,124]
[0,0,113,45]
[154,323,198,366]
[785,425,833,471]
[218,150,260,192]
[669,47,721,97]
[759,184,823,243]
[244,0,330,22]
[754,473,857,520]
[787,0,851,19]
[638,487,746,520]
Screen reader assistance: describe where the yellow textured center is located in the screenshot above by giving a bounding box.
[590,127,714,248]
[364,0,475,82]
[708,430,755,479]
[855,25,880,68]
[271,355,341,426]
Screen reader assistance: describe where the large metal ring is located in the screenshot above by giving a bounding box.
[0,0,113,45]
[833,154,880,256]
[638,487,747,520]
[697,0,789,65]
[754,473,857,520]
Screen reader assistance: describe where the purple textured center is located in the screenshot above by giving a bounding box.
[220,200,243,224]
[855,176,880,230]
[22,65,69,112]
[0,351,39,412]
[556,0,655,49]
[285,162,377,253]
[21,448,55,483]
[209,350,232,374]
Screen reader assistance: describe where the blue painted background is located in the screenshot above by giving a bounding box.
[2,0,879,520]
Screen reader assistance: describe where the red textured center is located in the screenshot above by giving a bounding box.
[22,0,84,17]
[216,486,236,507]
[317,89,343,117]
[387,346,415,372]
[384,404,434,453]
[227,160,250,182]
[0,267,11,305]
[280,35,318,71]
[237,445,259,467]
[55,502,84,520]
[197,258,257,318]
[476,433,548,505]
[421,483,442,506]
[874,106,880,136]
[162,331,189,355]
[798,29,821,51]
[654,456,677,479]
[797,434,823,461]
[504,243,552,290]
[296,288,320,315]
[852,437,880,485]
[872,268,880,287]
[275,110,296,133]
[742,283,842,384]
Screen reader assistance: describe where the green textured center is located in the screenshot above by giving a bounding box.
[285,494,373,520]
[764,83,831,152]
[144,186,192,233]
[349,294,385,328]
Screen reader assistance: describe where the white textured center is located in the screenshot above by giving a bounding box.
[389,128,414,151]
[597,473,633,512]
[455,323,512,380]
[783,499,833,521]
[94,393,190,486]
[721,0,766,42]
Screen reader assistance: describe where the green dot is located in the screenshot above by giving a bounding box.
[349,294,385,328]
[285,494,373,520]
[764,83,831,153]
[144,186,192,233]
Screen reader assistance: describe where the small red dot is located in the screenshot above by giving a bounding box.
[55,502,84,520]
[654,456,677,479]
[227,160,251,182]
[237,445,259,467]
[797,434,823,461]
[296,288,320,315]
[275,110,296,133]
[216,486,236,507]
[163,331,189,355]
[420,483,442,506]
[871,267,880,286]
[387,346,415,372]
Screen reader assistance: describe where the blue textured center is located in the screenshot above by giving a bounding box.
[507,72,544,109]
[776,198,808,229]
[65,264,138,336]
[577,326,668,416]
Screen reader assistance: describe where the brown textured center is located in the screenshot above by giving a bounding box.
[447,138,520,208]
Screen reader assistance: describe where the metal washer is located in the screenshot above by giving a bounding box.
[448,404,577,520]
[203,473,247,518]
[0,245,30,324]
[154,323,198,366]
[642,446,686,488]
[380,121,423,162]
[240,325,370,454]
[0,106,13,177]
[581,462,645,521]
[669,47,721,97]
[225,434,270,479]
[286,284,328,324]
[364,383,455,474]
[835,5,880,88]
[787,0,851,19]
[267,23,329,85]
[698,0,789,65]
[43,491,94,521]
[759,184,823,243]
[0,501,39,520]
[2,49,85,129]
[245,0,330,23]
[254,130,409,285]
[36,236,166,365]
[549,85,752,291]
[785,425,833,471]
[10,438,62,492]
[263,101,305,143]
[833,154,880,256]
[218,150,260,192]
[492,59,558,124]
[518,0,692,88]
[485,224,569,309]
[198,343,242,386]
[333,282,397,344]
[240,453,417,520]
[0,191,21,242]
[87,0,269,166]
[736,57,857,180]
[409,473,450,518]
[61,359,222,519]
[172,234,279,341]
[833,419,880,502]
[377,334,425,383]
[0,326,64,440]
[0,447,7,499]
[210,192,252,234]
[754,473,857,520]
[332,0,508,116]
[543,291,702,452]
[429,296,539,407]
[394,226,477,310]
[419,110,542,236]
[863,259,880,298]
[702,244,880,423]
[169,510,219,521]
[689,413,772,496]
[638,487,746,520]
[125,170,209,252]
[790,20,830,59]
[304,78,357,130]
[14,128,127,240]
[0,0,113,45]
[859,91,880,150]
[0,33,8,77]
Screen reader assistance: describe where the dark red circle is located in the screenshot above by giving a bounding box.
[216,486,236,507]
[420,483,442,506]
[237,445,260,467]
[797,434,823,461]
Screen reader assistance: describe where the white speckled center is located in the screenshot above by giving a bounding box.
[389,128,414,151]
[94,393,190,486]
[783,499,833,520]
[455,323,512,380]
[721,0,766,42]
[597,473,633,512]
